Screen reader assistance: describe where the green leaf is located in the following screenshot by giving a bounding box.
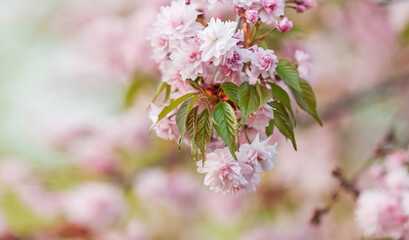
[150,92,196,133]
[256,84,272,107]
[268,83,295,124]
[164,85,171,102]
[213,102,238,159]
[290,79,322,126]
[152,81,169,102]
[269,101,297,150]
[194,109,213,160]
[221,82,239,107]
[176,96,199,147]
[186,106,199,159]
[266,119,274,136]
[276,60,302,93]
[187,78,202,90]
[238,82,260,126]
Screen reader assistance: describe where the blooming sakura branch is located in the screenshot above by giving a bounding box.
[149,0,321,193]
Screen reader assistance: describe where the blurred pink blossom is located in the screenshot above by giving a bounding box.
[60,182,126,230]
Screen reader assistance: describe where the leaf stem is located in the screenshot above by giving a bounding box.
[242,126,251,144]
[255,28,277,42]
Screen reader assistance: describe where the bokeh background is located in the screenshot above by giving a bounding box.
[0,0,409,239]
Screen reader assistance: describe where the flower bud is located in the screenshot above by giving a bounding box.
[235,7,245,16]
[245,10,259,24]
[274,17,293,32]
[296,5,307,12]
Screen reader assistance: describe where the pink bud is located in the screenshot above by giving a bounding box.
[303,0,312,9]
[185,0,191,4]
[274,17,293,32]
[245,10,259,24]
[296,5,307,13]
[236,7,245,16]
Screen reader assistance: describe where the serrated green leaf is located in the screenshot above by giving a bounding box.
[176,96,199,147]
[290,79,322,126]
[195,109,213,160]
[213,102,238,159]
[266,119,274,136]
[150,93,196,133]
[269,101,297,150]
[256,84,272,107]
[238,82,260,126]
[276,60,302,93]
[268,83,295,124]
[221,82,240,107]
[186,106,199,159]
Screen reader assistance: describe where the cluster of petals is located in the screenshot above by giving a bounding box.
[147,0,310,193]
[148,0,286,140]
[197,134,279,193]
[355,150,409,239]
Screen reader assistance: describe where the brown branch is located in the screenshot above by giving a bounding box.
[309,96,408,225]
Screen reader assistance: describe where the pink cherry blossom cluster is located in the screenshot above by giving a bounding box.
[149,0,319,194]
[355,150,409,239]
[198,134,278,193]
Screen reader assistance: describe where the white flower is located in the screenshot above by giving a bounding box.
[153,0,203,41]
[238,133,279,173]
[197,18,239,66]
[197,147,252,193]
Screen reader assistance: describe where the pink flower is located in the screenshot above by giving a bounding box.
[244,103,274,132]
[170,37,205,80]
[149,103,179,140]
[225,46,250,71]
[0,159,32,187]
[201,191,246,223]
[259,0,285,24]
[134,168,200,210]
[15,184,61,220]
[233,29,245,46]
[197,147,253,193]
[245,10,259,23]
[238,134,279,174]
[383,168,409,194]
[294,49,312,80]
[274,17,293,32]
[149,32,169,61]
[355,190,408,239]
[296,5,307,13]
[246,46,278,83]
[70,136,119,175]
[60,182,126,229]
[385,151,408,171]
